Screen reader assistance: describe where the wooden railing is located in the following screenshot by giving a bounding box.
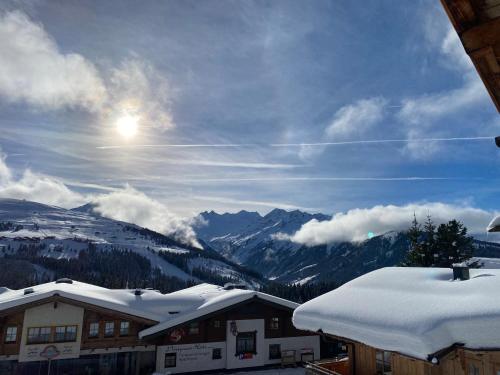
[304,356,350,375]
[305,361,343,375]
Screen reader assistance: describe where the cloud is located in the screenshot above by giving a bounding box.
[91,185,201,248]
[0,10,107,110]
[106,59,174,130]
[0,11,174,130]
[325,97,388,139]
[0,152,198,246]
[282,202,495,245]
[397,78,487,127]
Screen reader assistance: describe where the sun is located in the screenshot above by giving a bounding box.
[116,114,139,139]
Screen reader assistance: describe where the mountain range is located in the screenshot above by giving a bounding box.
[1,199,499,293]
[194,209,500,285]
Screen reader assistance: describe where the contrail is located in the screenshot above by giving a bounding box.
[96,136,493,149]
[171,176,459,183]
[269,136,493,147]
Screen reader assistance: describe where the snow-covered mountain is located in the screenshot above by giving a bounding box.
[195,210,500,285]
[195,209,330,263]
[0,199,262,288]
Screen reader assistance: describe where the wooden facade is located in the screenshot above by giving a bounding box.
[441,0,500,112]
[148,299,314,347]
[316,335,500,375]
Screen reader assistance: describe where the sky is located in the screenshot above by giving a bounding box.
[0,0,499,245]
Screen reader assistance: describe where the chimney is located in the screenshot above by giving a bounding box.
[452,264,470,281]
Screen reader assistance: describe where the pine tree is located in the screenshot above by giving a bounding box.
[403,214,424,266]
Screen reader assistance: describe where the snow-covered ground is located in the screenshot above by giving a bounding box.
[213,367,305,375]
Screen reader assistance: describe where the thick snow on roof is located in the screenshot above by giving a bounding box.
[293,267,500,360]
[139,284,298,338]
[0,280,298,333]
[0,280,204,322]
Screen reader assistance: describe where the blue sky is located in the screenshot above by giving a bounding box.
[0,0,499,243]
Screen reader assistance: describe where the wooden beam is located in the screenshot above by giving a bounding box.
[461,16,500,52]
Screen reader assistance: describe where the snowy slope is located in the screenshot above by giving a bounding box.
[0,199,261,286]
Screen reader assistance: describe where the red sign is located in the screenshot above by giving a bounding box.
[40,345,60,360]
[169,328,185,343]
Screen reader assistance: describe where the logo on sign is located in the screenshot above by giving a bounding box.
[169,328,185,343]
[40,345,60,360]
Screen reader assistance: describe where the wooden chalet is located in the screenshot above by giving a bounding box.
[0,279,320,374]
[293,267,500,375]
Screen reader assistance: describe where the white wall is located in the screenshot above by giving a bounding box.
[19,302,84,362]
[264,336,320,365]
[156,342,226,374]
[226,319,266,369]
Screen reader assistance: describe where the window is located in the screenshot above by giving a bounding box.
[269,344,281,359]
[213,320,221,328]
[66,325,77,341]
[4,326,17,343]
[54,326,66,342]
[468,363,481,375]
[54,326,77,342]
[27,327,51,344]
[188,322,199,335]
[104,321,114,337]
[212,348,222,360]
[376,350,392,375]
[89,322,99,338]
[165,353,176,368]
[270,317,279,330]
[120,321,130,336]
[236,332,256,355]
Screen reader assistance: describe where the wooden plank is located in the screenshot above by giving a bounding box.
[461,17,500,52]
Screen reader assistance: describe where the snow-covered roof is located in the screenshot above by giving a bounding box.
[139,284,298,338]
[0,280,298,335]
[293,267,500,360]
[0,280,204,322]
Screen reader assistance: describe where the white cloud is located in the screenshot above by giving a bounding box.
[91,185,200,248]
[0,152,198,246]
[283,202,495,245]
[0,11,175,130]
[0,10,107,110]
[107,59,174,130]
[397,78,487,126]
[325,97,387,139]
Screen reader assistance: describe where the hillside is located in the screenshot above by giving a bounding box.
[195,210,500,285]
[0,199,263,290]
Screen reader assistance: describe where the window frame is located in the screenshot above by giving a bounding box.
[213,320,221,328]
[119,321,130,336]
[104,321,115,337]
[88,322,99,338]
[269,343,281,360]
[270,317,280,330]
[4,326,17,343]
[212,348,222,360]
[27,326,52,344]
[375,350,392,375]
[165,353,176,368]
[188,322,199,335]
[235,331,257,356]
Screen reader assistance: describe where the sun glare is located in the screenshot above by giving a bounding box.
[116,115,139,139]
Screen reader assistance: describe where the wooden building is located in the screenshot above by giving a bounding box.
[0,279,319,374]
[293,267,500,375]
[441,0,500,112]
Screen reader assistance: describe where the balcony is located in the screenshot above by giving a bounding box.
[305,356,350,375]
